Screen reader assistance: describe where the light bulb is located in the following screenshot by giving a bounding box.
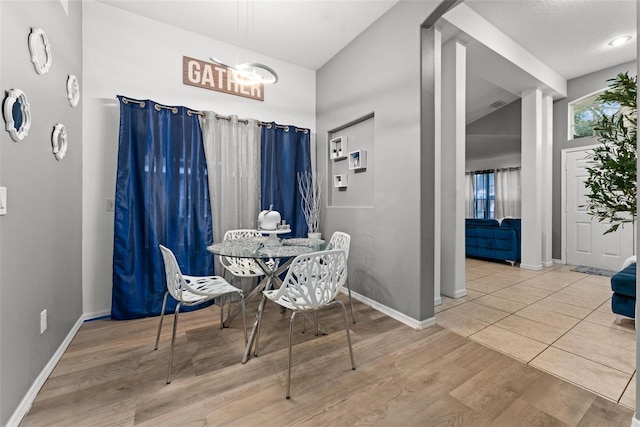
[608,36,632,46]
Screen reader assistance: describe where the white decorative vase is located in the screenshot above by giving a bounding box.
[308,232,322,239]
[258,206,281,230]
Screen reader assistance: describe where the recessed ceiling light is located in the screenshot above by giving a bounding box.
[608,35,633,46]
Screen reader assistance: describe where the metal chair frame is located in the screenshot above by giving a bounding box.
[156,245,247,384]
[263,249,356,398]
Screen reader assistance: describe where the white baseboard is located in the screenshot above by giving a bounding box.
[452,288,467,298]
[552,258,564,265]
[341,288,437,330]
[7,315,84,427]
[434,296,442,306]
[631,414,640,427]
[542,260,554,267]
[520,263,543,271]
[83,310,111,321]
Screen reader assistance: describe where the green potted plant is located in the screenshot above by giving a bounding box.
[585,72,637,234]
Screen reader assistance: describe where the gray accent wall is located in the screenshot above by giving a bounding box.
[317,1,440,321]
[466,99,522,169]
[0,2,83,424]
[552,60,637,260]
[328,115,375,207]
[467,99,522,136]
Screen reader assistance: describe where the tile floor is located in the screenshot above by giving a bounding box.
[436,258,636,409]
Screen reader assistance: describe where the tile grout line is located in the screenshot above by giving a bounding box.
[618,369,636,405]
[441,262,636,406]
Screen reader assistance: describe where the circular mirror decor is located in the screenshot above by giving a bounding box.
[51,123,68,160]
[67,75,79,107]
[29,27,52,75]
[3,89,32,142]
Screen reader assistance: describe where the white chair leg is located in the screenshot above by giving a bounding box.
[615,314,623,325]
[155,291,169,350]
[167,303,182,384]
[286,311,297,399]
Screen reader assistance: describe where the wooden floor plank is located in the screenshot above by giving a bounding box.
[20,295,634,426]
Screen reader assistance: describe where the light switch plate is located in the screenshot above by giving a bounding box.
[0,187,6,215]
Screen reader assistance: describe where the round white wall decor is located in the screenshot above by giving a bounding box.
[29,27,52,75]
[66,75,79,107]
[51,123,68,160]
[3,88,32,142]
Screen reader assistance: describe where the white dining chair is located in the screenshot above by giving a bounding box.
[329,231,356,323]
[221,229,267,275]
[156,245,247,384]
[263,249,356,399]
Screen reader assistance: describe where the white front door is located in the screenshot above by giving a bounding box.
[565,148,634,270]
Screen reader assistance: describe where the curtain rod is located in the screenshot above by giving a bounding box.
[466,166,521,175]
[120,96,309,134]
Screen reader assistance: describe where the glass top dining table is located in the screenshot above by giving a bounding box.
[207,236,326,259]
[207,236,327,363]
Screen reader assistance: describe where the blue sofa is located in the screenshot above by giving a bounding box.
[611,262,636,320]
[465,218,521,265]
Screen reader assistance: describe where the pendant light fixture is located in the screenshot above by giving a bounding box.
[212,0,278,85]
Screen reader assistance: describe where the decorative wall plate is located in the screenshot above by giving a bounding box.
[66,75,79,107]
[51,123,68,160]
[3,88,32,142]
[29,27,52,75]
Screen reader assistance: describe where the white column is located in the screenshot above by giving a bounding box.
[521,88,543,270]
[433,28,442,306]
[541,94,553,267]
[440,39,466,298]
[634,3,640,425]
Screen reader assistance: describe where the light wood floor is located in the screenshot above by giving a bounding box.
[22,294,634,426]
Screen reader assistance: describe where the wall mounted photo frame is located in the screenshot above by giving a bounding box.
[348,149,367,170]
[333,174,348,188]
[29,27,52,75]
[66,75,79,107]
[329,135,347,160]
[3,88,32,142]
[51,123,68,160]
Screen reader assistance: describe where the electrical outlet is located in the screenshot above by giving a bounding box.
[106,198,115,212]
[40,309,47,334]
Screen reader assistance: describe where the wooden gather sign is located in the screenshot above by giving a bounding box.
[182,56,264,101]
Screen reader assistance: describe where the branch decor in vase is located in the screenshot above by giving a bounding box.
[297,171,322,239]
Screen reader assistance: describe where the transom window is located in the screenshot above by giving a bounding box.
[569,90,620,139]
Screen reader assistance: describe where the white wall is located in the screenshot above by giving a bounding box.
[82,0,316,316]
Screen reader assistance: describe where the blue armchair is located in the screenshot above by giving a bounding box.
[611,262,636,321]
